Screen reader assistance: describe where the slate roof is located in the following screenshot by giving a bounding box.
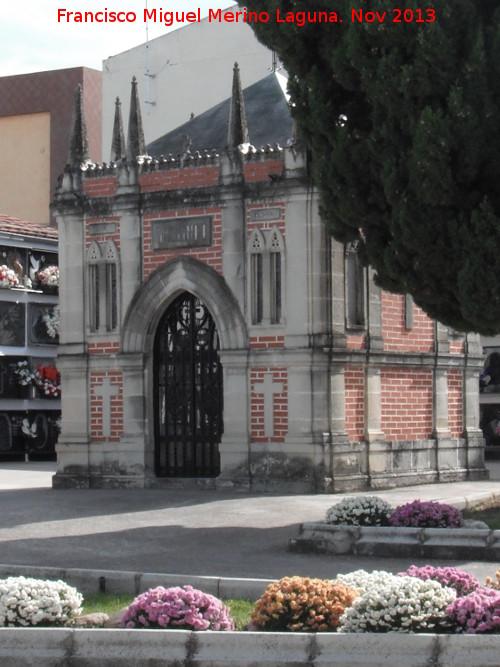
[147,71,293,157]
[0,215,58,241]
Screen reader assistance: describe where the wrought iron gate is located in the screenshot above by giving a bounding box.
[154,292,223,477]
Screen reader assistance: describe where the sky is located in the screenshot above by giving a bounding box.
[0,0,235,76]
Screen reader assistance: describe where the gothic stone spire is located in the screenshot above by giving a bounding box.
[67,84,91,168]
[127,76,147,161]
[228,62,249,149]
[111,96,126,162]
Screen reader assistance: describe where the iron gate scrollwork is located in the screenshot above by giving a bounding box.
[154,292,223,477]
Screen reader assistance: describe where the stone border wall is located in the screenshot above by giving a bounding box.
[0,565,271,600]
[290,523,500,560]
[1,627,499,667]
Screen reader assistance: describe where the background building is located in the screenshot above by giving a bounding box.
[102,6,278,159]
[0,67,101,225]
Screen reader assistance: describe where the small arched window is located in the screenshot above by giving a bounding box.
[269,228,284,325]
[87,241,101,332]
[103,241,119,331]
[345,242,366,329]
[87,240,120,333]
[249,229,265,325]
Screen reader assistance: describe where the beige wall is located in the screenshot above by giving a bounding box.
[102,9,275,160]
[0,112,50,224]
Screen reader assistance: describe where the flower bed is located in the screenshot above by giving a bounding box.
[2,573,500,666]
[3,569,500,635]
[291,495,500,559]
[325,496,463,528]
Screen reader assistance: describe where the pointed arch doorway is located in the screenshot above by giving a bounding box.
[153,292,223,478]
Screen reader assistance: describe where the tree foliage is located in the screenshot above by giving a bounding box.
[238,0,500,333]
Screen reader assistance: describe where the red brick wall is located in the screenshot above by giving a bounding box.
[346,334,366,351]
[246,203,286,236]
[90,370,123,442]
[85,216,121,249]
[88,342,120,355]
[448,369,464,437]
[83,178,117,198]
[250,336,285,349]
[345,366,365,442]
[243,160,283,182]
[381,368,433,440]
[250,367,288,442]
[449,339,466,355]
[143,208,223,279]
[382,293,434,352]
[140,166,219,191]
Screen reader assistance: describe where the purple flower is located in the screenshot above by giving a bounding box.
[447,587,500,634]
[121,585,235,631]
[399,566,479,597]
[390,500,462,528]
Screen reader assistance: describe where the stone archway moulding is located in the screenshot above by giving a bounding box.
[121,256,248,354]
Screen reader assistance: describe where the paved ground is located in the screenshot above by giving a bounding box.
[0,461,499,584]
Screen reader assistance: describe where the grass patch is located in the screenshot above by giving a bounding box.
[81,593,254,630]
[82,593,133,617]
[463,496,500,530]
[224,599,254,630]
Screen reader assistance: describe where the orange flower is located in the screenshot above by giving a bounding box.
[251,576,358,632]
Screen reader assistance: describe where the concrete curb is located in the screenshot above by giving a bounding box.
[289,523,500,560]
[0,627,499,667]
[0,564,273,600]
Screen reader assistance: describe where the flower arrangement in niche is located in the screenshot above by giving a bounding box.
[0,576,82,627]
[0,265,19,288]
[446,587,500,634]
[38,265,59,287]
[121,586,234,631]
[36,364,61,398]
[399,565,480,598]
[389,500,462,528]
[42,305,59,339]
[325,496,393,526]
[251,576,358,632]
[14,360,40,387]
[338,575,456,633]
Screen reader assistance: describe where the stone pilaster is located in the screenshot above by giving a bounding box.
[464,365,487,474]
[365,366,385,442]
[216,350,251,491]
[330,240,347,348]
[435,322,450,354]
[330,364,348,438]
[434,367,452,439]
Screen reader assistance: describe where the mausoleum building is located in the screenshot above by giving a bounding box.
[51,66,487,492]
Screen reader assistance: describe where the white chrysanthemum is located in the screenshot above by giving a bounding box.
[325,496,393,526]
[338,576,456,633]
[0,577,82,627]
[335,569,401,595]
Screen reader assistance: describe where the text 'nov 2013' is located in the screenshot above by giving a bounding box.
[57,7,437,27]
